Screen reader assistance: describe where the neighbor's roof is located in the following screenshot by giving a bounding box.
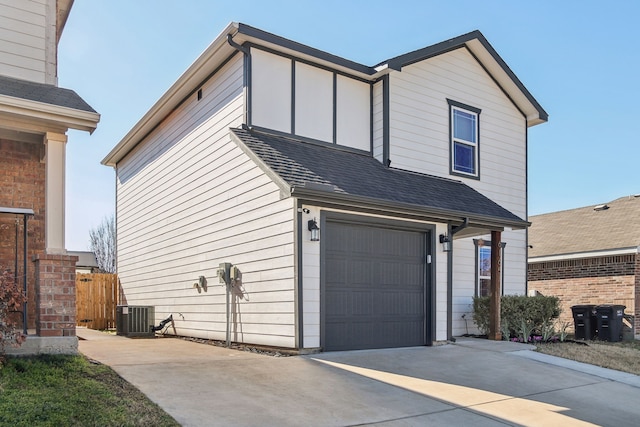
[0,75,100,133]
[103,22,546,166]
[0,75,96,112]
[529,195,640,259]
[230,128,528,231]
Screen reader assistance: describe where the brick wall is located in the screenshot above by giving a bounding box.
[528,255,636,281]
[34,254,78,337]
[0,139,45,328]
[528,254,638,333]
[636,255,640,333]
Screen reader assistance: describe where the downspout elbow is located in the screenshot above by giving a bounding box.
[451,218,469,236]
[227,34,250,55]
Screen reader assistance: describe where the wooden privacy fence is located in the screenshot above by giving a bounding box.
[76,273,118,330]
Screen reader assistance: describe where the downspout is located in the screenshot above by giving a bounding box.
[226,33,249,55]
[446,218,469,341]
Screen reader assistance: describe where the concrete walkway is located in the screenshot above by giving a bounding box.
[78,329,640,427]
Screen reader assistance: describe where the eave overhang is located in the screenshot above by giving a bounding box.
[377,30,548,127]
[230,128,529,233]
[290,185,529,232]
[103,23,547,166]
[0,94,100,134]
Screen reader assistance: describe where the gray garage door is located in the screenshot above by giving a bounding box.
[323,220,427,351]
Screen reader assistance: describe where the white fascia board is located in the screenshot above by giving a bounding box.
[102,22,241,167]
[529,247,639,263]
[0,94,100,133]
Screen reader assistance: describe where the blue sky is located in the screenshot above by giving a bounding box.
[58,1,639,250]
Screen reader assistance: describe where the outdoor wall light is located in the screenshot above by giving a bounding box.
[308,218,320,241]
[439,233,452,252]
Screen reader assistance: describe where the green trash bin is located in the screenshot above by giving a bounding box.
[595,305,626,342]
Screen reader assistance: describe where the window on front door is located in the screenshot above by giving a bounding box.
[448,99,481,179]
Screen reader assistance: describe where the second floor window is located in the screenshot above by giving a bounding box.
[448,100,481,178]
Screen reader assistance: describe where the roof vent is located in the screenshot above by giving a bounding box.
[594,204,609,211]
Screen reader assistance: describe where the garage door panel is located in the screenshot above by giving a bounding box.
[324,220,427,351]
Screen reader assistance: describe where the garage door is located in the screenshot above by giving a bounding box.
[323,220,427,351]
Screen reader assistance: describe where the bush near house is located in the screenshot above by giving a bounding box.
[473,295,561,342]
[0,268,27,360]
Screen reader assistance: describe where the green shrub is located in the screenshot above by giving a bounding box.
[472,295,561,340]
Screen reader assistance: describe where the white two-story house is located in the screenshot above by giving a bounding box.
[102,23,546,351]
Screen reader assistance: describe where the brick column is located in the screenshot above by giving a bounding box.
[33,254,78,337]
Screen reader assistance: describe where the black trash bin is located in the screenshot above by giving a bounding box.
[595,305,626,342]
[571,305,597,340]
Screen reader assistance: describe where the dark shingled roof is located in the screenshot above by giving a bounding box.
[230,128,526,227]
[0,75,96,113]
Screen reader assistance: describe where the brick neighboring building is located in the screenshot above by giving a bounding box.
[0,1,99,354]
[528,196,640,337]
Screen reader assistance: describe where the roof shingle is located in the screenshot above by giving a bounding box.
[529,196,640,257]
[231,128,526,228]
[0,75,96,113]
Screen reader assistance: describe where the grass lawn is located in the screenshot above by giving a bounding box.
[535,340,640,376]
[0,354,179,427]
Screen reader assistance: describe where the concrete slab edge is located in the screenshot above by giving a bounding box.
[5,336,78,356]
[511,349,640,389]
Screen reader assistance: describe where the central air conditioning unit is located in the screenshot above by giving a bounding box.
[116,305,155,337]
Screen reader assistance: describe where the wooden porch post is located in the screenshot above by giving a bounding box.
[488,230,502,340]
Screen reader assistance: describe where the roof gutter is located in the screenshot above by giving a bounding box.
[102,22,241,166]
[0,94,100,133]
[290,186,528,231]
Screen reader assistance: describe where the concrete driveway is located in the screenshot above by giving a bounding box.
[78,329,640,427]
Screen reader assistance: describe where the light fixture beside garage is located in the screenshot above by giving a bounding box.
[308,218,320,241]
[439,233,452,252]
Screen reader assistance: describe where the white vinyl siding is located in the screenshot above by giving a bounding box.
[386,47,528,336]
[295,61,333,142]
[0,0,50,83]
[251,48,292,133]
[388,47,526,218]
[336,75,370,151]
[451,230,527,336]
[116,55,297,348]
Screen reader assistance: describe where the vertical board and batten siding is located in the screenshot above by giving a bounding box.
[386,47,529,336]
[295,61,333,142]
[335,75,370,151]
[251,47,370,151]
[251,48,291,133]
[116,54,297,348]
[0,0,49,83]
[372,80,384,162]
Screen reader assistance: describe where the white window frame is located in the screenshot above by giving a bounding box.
[448,99,481,179]
[474,239,506,297]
